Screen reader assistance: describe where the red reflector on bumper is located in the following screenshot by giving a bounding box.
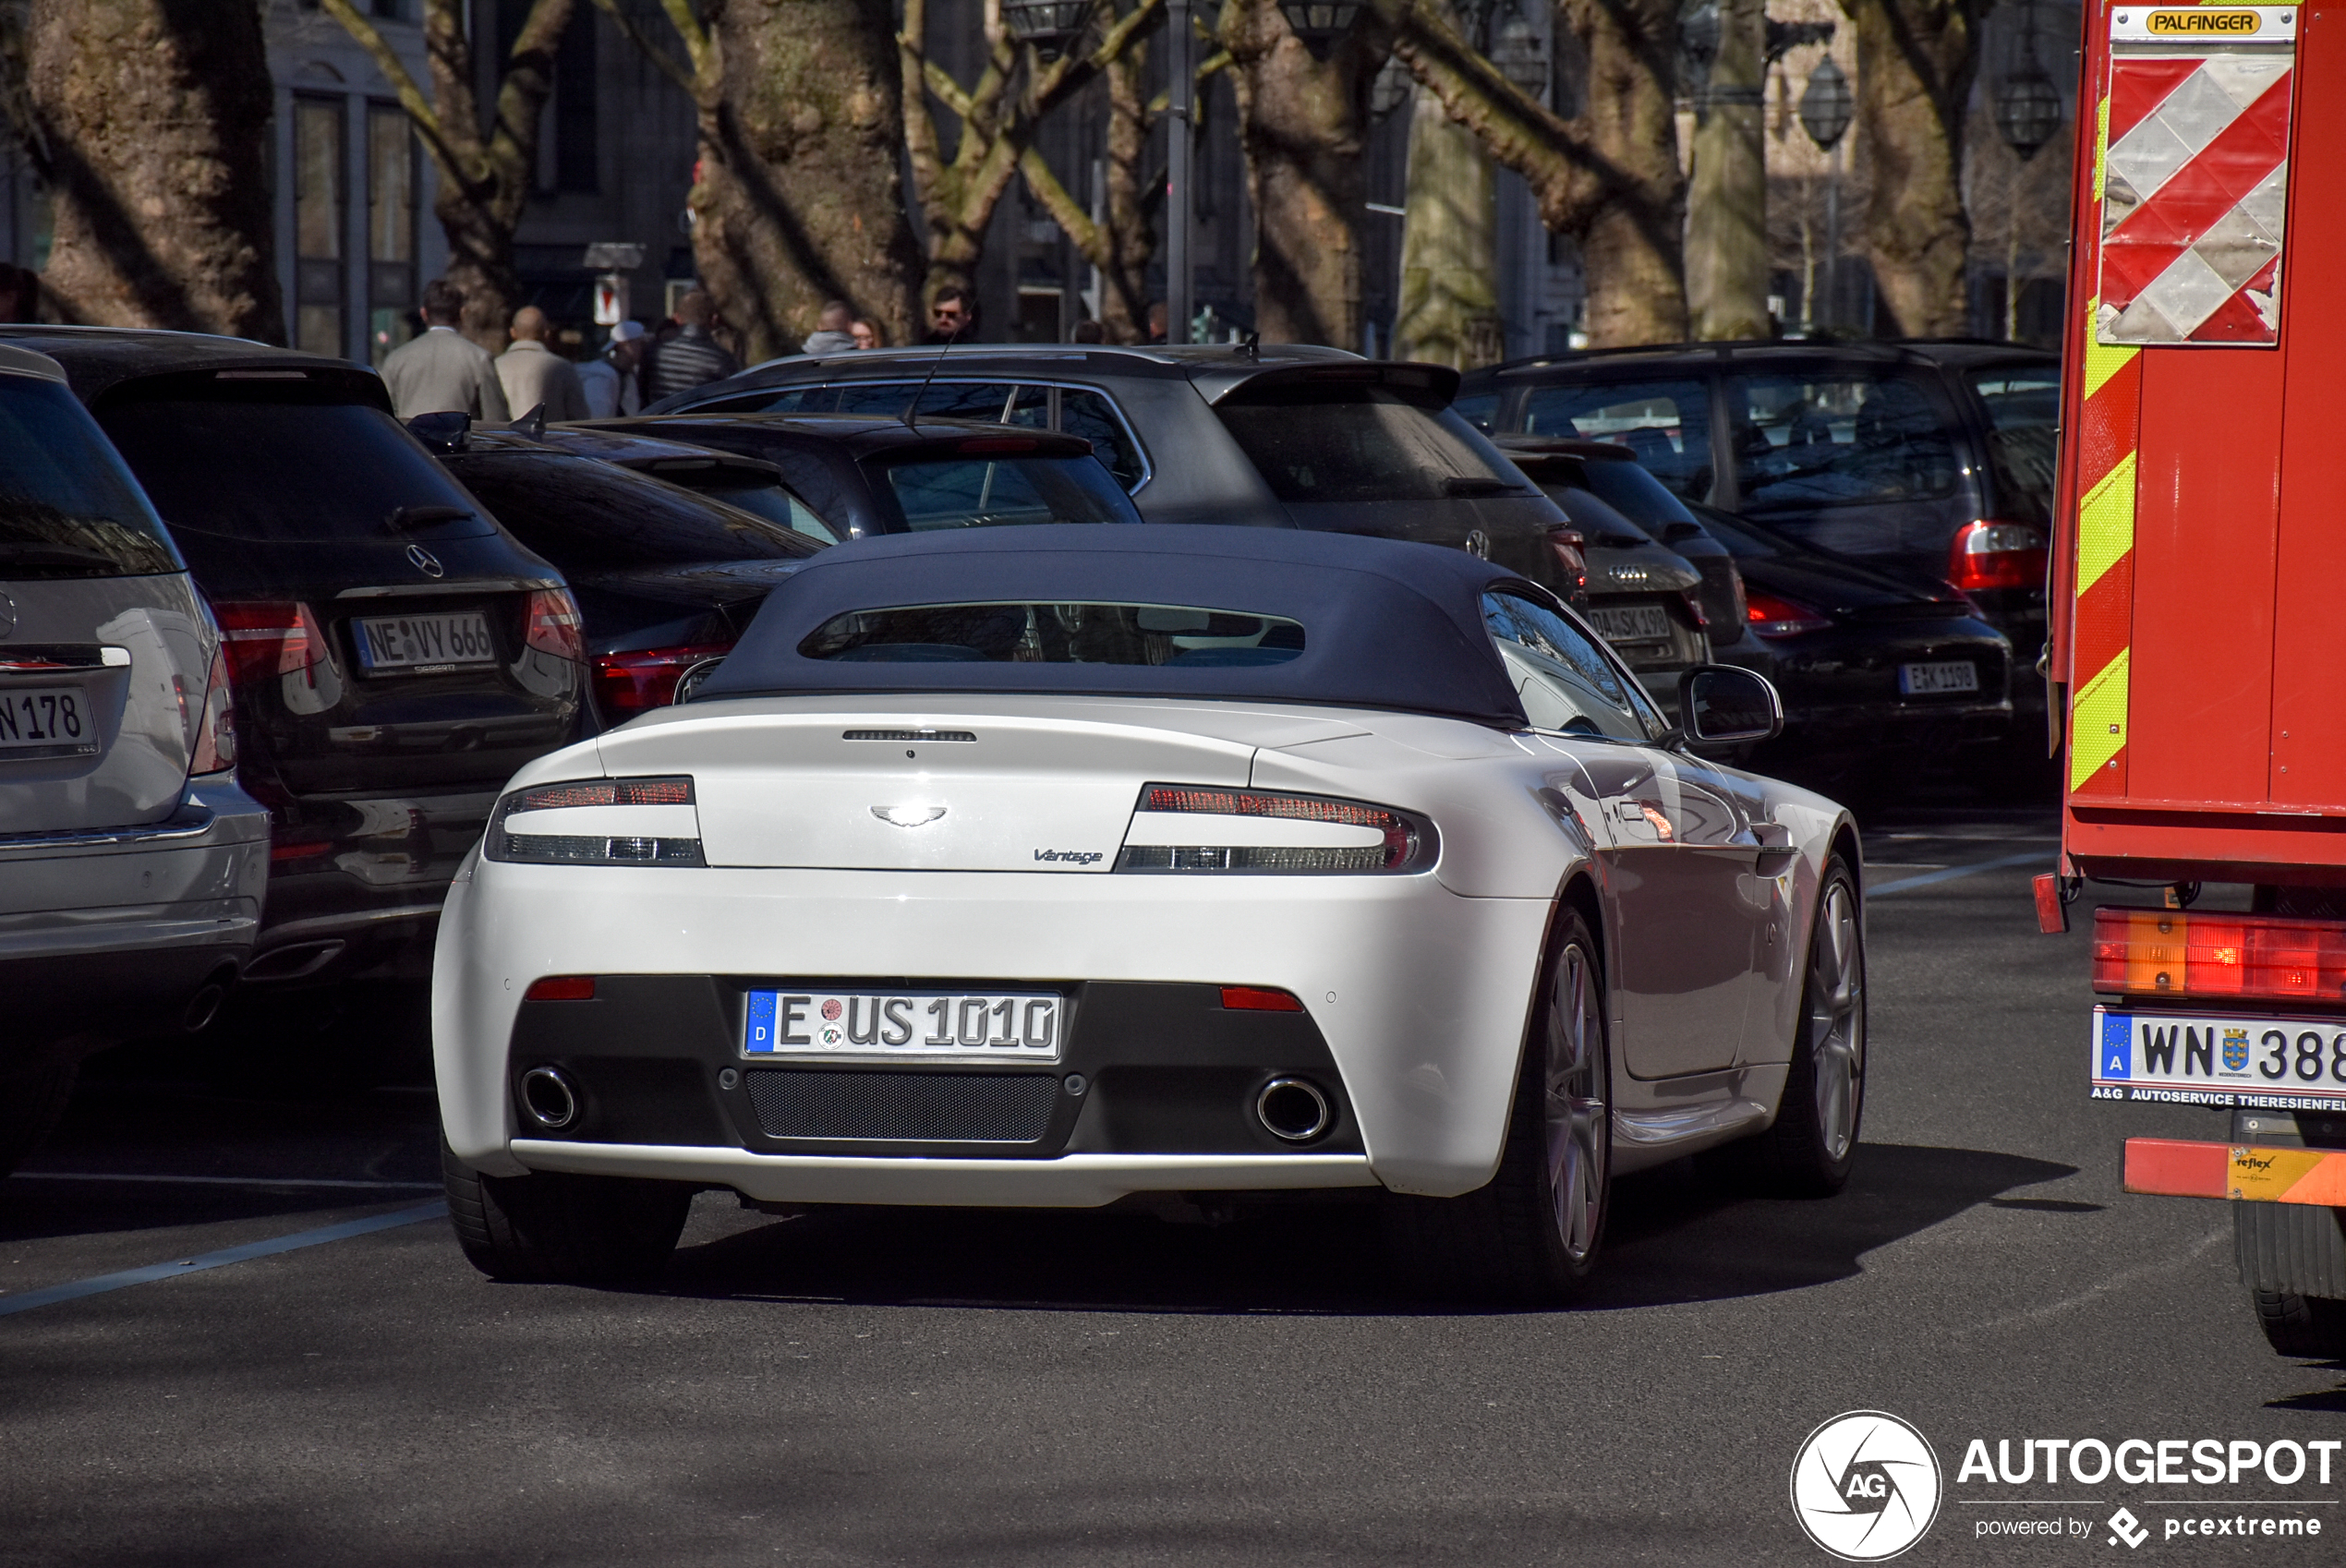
[1219,985,1305,1012]
[2033,873,2068,935]
[2122,1138,2229,1200]
[524,975,596,1002]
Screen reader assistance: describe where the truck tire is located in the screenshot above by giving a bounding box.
[441,1140,693,1284]
[2250,1288,2346,1359]
[1387,908,1611,1303]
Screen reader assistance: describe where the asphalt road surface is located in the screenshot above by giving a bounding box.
[5,803,2340,1567]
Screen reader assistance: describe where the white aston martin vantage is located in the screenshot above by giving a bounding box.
[434,525,1865,1299]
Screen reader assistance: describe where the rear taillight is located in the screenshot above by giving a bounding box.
[2092,908,2346,1003]
[1745,588,1831,638]
[187,645,236,775]
[1117,785,1436,874]
[1946,519,2048,592]
[484,775,704,866]
[524,589,585,663]
[213,601,326,685]
[1547,529,1588,595]
[1679,588,1708,629]
[592,644,733,717]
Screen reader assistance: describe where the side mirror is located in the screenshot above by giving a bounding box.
[406,410,472,453]
[1678,664,1783,744]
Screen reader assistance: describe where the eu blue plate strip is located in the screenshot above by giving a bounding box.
[0,1200,447,1319]
[1868,850,2045,899]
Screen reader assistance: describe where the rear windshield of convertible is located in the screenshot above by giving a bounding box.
[801,601,1306,667]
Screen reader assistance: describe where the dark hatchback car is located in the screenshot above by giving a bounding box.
[1457,341,2058,730]
[428,427,824,724]
[635,344,1579,597]
[521,423,844,548]
[0,328,585,985]
[579,413,1143,539]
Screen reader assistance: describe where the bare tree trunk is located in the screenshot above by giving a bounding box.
[326,0,574,349]
[1393,82,1500,368]
[1839,0,1985,338]
[18,0,280,339]
[1222,0,1393,347]
[1384,0,1687,346]
[1094,44,1161,343]
[1685,0,1769,340]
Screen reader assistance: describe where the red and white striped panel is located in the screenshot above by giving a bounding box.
[2098,49,2293,345]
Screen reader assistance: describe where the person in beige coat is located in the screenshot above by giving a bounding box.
[494,307,589,423]
[381,279,511,423]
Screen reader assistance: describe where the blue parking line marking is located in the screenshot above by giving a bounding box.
[0,1200,447,1320]
[1868,850,2046,898]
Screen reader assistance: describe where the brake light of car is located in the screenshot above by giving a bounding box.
[1548,527,1588,594]
[1679,588,1708,629]
[187,645,237,775]
[524,588,585,663]
[214,601,327,685]
[1946,519,2049,592]
[483,776,704,865]
[1220,986,1307,1012]
[2091,908,2346,1002]
[525,975,597,1001]
[1118,784,1437,874]
[954,436,1039,454]
[592,644,734,717]
[1744,588,1832,638]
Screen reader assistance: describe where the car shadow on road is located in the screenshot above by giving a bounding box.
[643,1140,2077,1317]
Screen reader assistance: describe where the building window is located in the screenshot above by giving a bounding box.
[292,95,346,358]
[367,103,417,366]
[554,6,598,193]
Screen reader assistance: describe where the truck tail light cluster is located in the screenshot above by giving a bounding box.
[485,775,703,866]
[1117,785,1436,874]
[2092,908,2346,1003]
[593,644,733,717]
[1946,520,2048,593]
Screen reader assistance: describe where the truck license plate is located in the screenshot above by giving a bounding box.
[1898,660,1978,695]
[2089,1006,2346,1107]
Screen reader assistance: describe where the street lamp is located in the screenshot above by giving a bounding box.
[1493,14,1548,100]
[1796,56,1853,151]
[1679,1,1721,103]
[1994,62,2064,161]
[1279,0,1363,57]
[999,0,1097,60]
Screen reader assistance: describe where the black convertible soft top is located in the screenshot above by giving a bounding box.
[694,525,1534,727]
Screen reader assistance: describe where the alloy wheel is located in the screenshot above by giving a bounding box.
[1543,941,1608,1264]
[1806,881,1865,1164]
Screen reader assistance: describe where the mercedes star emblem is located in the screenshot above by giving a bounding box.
[405,543,446,579]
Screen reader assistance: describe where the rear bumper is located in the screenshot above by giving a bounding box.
[0,776,269,1061]
[247,787,499,982]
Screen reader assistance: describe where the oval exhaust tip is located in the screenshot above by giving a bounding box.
[1255,1077,1332,1142]
[519,1066,579,1131]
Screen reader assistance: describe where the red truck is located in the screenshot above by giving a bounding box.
[2045,0,2346,1358]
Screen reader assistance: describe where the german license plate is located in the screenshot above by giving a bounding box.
[2089,1006,2346,1107]
[354,611,497,673]
[1589,603,1674,645]
[0,685,95,756]
[1898,659,1978,695]
[744,989,1062,1062]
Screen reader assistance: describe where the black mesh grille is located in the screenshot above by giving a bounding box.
[746,1068,1059,1142]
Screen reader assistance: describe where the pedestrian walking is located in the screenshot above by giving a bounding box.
[494,307,589,423]
[802,300,859,356]
[640,290,741,404]
[381,280,512,423]
[577,320,647,419]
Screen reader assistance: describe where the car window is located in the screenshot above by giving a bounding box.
[1967,367,2060,527]
[1729,371,1959,510]
[1481,589,1664,741]
[871,451,1141,530]
[1006,384,1147,490]
[448,456,819,572]
[1451,390,1499,432]
[802,602,1304,666]
[1542,486,1650,547]
[686,385,837,415]
[100,392,492,545]
[0,374,182,579]
[1578,456,1702,534]
[1520,380,1715,501]
[688,479,841,546]
[816,380,1016,422]
[1215,395,1520,503]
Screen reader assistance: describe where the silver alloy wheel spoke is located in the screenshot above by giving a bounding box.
[1545,943,1606,1262]
[1807,883,1864,1163]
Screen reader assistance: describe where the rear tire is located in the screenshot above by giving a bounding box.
[1389,908,1611,1303]
[441,1140,693,1284]
[2250,1289,2346,1359]
[1748,856,1865,1197]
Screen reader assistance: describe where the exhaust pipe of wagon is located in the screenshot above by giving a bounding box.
[1255,1077,1332,1142]
[518,1066,580,1131]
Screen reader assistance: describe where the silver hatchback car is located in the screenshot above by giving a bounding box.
[0,342,268,1175]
